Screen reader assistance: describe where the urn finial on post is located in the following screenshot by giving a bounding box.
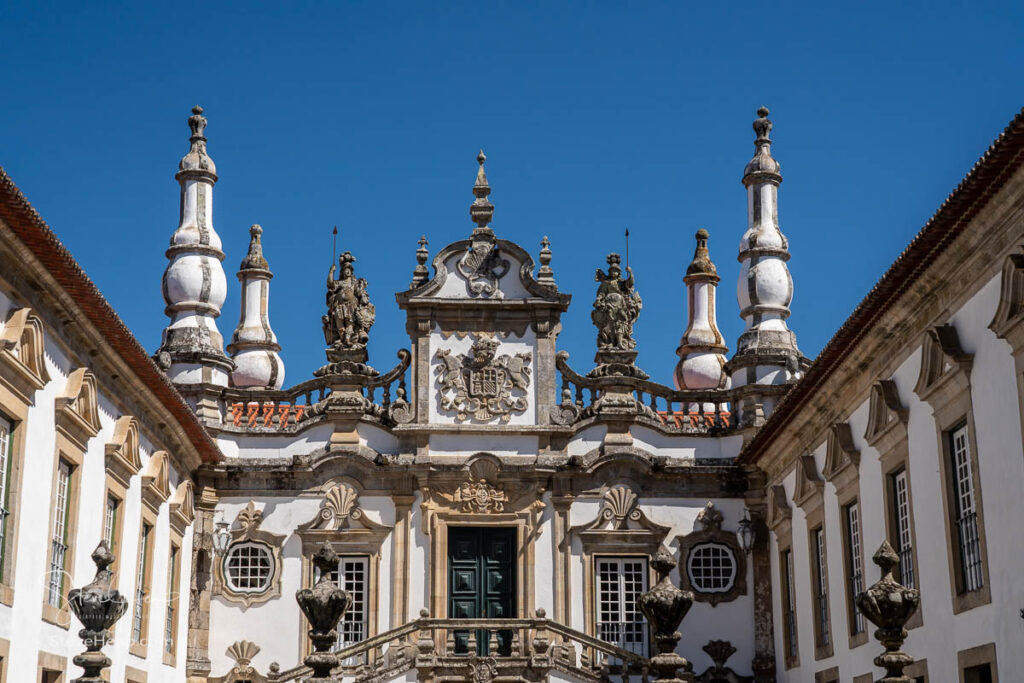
[68,541,128,683]
[296,542,351,682]
[637,547,694,683]
[856,541,921,683]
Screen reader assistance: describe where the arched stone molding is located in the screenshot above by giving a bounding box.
[212,501,286,608]
[54,368,100,451]
[675,502,747,606]
[694,639,753,683]
[863,380,908,455]
[0,307,50,402]
[105,416,142,489]
[169,480,196,536]
[209,640,269,683]
[419,454,546,622]
[822,423,859,489]
[141,450,171,515]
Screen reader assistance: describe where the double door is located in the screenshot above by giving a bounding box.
[447,527,515,655]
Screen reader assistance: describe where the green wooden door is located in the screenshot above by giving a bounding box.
[448,527,515,655]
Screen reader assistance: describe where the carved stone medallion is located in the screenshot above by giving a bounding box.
[435,335,531,422]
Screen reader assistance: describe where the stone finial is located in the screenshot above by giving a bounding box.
[638,547,694,683]
[411,235,430,288]
[296,542,351,683]
[470,150,494,230]
[744,106,780,178]
[67,541,128,683]
[537,236,556,286]
[753,106,772,142]
[179,105,217,176]
[686,229,717,277]
[856,541,921,683]
[188,105,207,139]
[239,224,269,271]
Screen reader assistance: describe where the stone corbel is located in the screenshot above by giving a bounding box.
[0,307,50,402]
[212,501,286,608]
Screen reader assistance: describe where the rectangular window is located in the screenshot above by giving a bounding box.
[844,502,865,635]
[164,545,180,655]
[890,468,915,589]
[949,423,983,593]
[595,557,649,662]
[963,663,993,683]
[103,495,118,551]
[811,527,830,648]
[782,549,797,662]
[0,416,13,582]
[132,523,151,644]
[328,556,369,663]
[47,460,72,608]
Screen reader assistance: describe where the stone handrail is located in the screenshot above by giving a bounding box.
[267,613,650,683]
[216,350,412,433]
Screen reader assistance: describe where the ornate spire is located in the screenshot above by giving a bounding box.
[730,107,804,413]
[156,105,232,388]
[410,235,430,289]
[676,230,728,390]
[228,225,285,389]
[469,150,494,232]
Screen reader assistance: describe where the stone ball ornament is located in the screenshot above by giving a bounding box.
[68,541,128,683]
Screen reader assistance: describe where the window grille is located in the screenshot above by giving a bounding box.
[812,528,830,647]
[165,546,178,654]
[132,524,151,644]
[686,542,737,594]
[782,550,797,661]
[890,469,915,589]
[103,495,118,555]
[844,502,865,634]
[47,460,72,608]
[225,542,274,593]
[949,424,983,593]
[0,416,12,581]
[595,557,648,664]
[326,556,369,664]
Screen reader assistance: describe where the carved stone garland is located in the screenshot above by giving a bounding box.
[213,501,286,608]
[435,334,531,422]
[676,502,747,606]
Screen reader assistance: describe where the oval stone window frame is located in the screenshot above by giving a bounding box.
[675,502,748,606]
[686,541,738,594]
[223,541,276,594]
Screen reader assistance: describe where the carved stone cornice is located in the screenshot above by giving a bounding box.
[104,416,141,490]
[213,501,286,608]
[863,380,909,456]
[913,324,973,414]
[54,367,101,451]
[570,483,670,555]
[822,422,859,491]
[0,307,50,403]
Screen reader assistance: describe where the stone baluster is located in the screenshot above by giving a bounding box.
[415,610,437,681]
[637,547,694,683]
[296,542,351,683]
[68,542,128,683]
[489,628,499,654]
[856,541,921,683]
[466,630,477,655]
[445,628,456,655]
[510,630,522,657]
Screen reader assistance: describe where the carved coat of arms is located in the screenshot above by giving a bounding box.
[435,336,531,422]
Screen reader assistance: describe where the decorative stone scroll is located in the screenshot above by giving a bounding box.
[913,324,973,409]
[435,334,531,422]
[105,416,141,489]
[823,422,860,483]
[676,502,747,606]
[0,307,51,402]
[213,501,286,608]
[54,368,101,450]
[296,482,392,544]
[864,380,908,452]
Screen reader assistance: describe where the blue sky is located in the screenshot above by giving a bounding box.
[4,2,1022,386]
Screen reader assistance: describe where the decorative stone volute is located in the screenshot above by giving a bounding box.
[296,542,352,682]
[856,541,921,683]
[637,547,694,683]
[67,541,128,683]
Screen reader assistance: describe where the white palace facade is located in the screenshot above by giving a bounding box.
[0,104,1022,683]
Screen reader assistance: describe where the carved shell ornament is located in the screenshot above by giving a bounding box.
[227,640,260,669]
[435,334,531,422]
[601,485,643,528]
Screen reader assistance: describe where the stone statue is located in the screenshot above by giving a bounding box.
[592,253,641,351]
[323,251,375,359]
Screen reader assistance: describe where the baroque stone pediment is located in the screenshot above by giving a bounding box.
[105,416,141,489]
[913,324,973,412]
[765,484,791,531]
[169,480,195,536]
[54,368,101,450]
[823,422,860,487]
[989,251,1024,350]
[434,334,531,423]
[863,380,908,454]
[0,307,50,403]
[570,483,670,553]
[141,449,171,514]
[296,482,392,551]
[791,455,824,511]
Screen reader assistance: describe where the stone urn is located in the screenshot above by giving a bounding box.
[296,542,352,682]
[68,541,128,683]
[856,540,921,683]
[637,547,694,683]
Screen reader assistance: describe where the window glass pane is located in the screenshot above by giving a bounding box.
[225,543,274,593]
[595,557,649,662]
[813,528,830,647]
[949,424,983,592]
[132,524,151,643]
[686,543,737,593]
[845,502,865,634]
[891,469,915,589]
[47,460,71,608]
[0,416,13,579]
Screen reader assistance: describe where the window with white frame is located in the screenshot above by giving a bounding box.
[47,459,72,608]
[949,423,983,594]
[0,415,13,582]
[326,556,369,663]
[686,542,737,594]
[811,527,830,648]
[889,468,915,589]
[103,495,118,554]
[844,502,865,635]
[132,523,151,644]
[595,557,648,660]
[225,542,275,593]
